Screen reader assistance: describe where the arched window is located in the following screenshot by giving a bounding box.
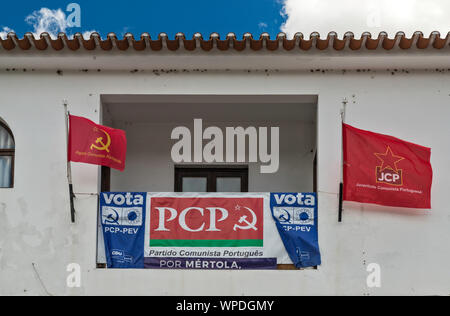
[0,120,14,188]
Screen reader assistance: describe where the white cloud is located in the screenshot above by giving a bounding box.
[25,7,96,39]
[26,8,68,38]
[259,22,268,30]
[0,27,14,39]
[280,0,450,39]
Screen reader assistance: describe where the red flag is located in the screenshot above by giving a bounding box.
[343,123,432,209]
[68,115,127,171]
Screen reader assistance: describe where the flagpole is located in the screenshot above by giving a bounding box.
[339,98,348,223]
[64,100,76,223]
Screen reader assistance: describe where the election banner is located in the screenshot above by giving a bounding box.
[100,192,146,268]
[100,192,322,269]
[144,193,291,269]
[270,193,321,268]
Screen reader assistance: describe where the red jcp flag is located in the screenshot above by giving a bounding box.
[68,115,127,171]
[343,123,432,209]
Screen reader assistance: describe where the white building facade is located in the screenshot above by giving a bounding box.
[0,32,449,295]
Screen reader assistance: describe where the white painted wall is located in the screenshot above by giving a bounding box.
[0,59,449,295]
[108,121,316,193]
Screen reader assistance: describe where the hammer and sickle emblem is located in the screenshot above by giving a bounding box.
[102,208,119,225]
[233,207,258,231]
[278,208,291,223]
[90,128,111,153]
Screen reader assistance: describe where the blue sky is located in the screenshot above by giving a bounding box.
[1,1,449,40]
[0,0,286,38]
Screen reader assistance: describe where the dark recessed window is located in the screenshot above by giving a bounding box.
[175,166,248,193]
[0,121,15,188]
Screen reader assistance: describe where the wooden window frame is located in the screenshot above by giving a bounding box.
[313,151,317,193]
[0,121,15,188]
[101,166,111,192]
[174,165,248,193]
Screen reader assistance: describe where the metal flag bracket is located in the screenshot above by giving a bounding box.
[64,100,76,223]
[339,98,348,223]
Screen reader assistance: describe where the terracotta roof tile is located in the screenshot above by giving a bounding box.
[0,31,449,52]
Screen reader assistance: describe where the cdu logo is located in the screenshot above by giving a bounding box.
[272,207,314,226]
[102,207,143,226]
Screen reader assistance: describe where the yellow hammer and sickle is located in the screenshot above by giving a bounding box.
[90,128,112,153]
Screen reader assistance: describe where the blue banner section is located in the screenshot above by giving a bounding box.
[100,192,146,268]
[270,193,321,268]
